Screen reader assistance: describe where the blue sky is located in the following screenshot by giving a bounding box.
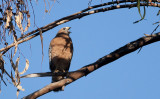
[0,0,160,99]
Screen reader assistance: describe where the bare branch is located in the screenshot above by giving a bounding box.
[23,32,160,99]
[20,72,68,78]
[0,1,159,53]
[21,72,52,78]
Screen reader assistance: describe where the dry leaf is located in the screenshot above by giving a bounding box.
[24,18,30,32]
[0,56,4,74]
[15,57,20,84]
[13,43,18,57]
[10,58,16,71]
[15,11,23,32]
[13,33,18,57]
[11,67,24,91]
[16,85,24,91]
[8,22,15,35]
[5,8,13,29]
[10,58,20,85]
[16,89,20,99]
[16,57,20,68]
[19,59,29,75]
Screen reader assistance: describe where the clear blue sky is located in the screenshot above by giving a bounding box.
[0,0,160,99]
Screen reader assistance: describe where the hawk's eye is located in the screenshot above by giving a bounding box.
[63,28,66,30]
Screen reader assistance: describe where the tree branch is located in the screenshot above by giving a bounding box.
[20,72,67,78]
[0,1,159,53]
[23,32,160,99]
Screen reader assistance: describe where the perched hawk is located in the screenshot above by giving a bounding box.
[49,27,73,92]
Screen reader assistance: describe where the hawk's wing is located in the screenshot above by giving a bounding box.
[49,34,73,73]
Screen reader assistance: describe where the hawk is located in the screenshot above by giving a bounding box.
[49,27,73,92]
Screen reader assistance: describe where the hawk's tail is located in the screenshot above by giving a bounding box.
[52,76,65,92]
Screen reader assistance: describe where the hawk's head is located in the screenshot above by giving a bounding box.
[58,27,71,35]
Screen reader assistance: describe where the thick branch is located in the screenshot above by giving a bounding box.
[0,1,159,53]
[23,32,160,99]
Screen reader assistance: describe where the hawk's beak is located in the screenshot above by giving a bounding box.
[66,27,71,30]
[66,27,71,34]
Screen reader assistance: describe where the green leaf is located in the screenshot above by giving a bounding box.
[134,0,146,23]
[137,0,143,18]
